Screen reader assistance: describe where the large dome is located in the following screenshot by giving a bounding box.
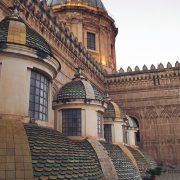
[48,0,106,11]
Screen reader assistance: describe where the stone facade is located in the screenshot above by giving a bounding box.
[106,64,180,165]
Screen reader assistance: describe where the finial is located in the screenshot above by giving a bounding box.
[73,67,85,79]
[10,1,20,18]
[104,92,111,101]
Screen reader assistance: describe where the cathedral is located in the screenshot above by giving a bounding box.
[0,0,179,179]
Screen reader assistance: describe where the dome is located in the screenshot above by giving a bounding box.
[57,70,104,101]
[25,124,104,179]
[0,16,52,58]
[49,0,106,12]
[100,141,141,180]
[126,115,138,129]
[104,101,121,119]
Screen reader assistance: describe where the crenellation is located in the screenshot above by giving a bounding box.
[158,63,164,70]
[143,64,148,71]
[167,62,172,68]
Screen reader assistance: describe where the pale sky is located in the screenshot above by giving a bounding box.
[103,0,180,71]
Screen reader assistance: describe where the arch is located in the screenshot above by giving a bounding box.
[130,116,141,145]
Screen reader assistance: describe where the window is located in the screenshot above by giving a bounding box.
[62,109,81,136]
[104,124,112,143]
[123,131,129,144]
[29,71,49,121]
[87,32,95,50]
[97,112,103,138]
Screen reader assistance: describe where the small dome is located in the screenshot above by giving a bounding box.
[126,116,138,128]
[104,101,122,119]
[57,70,104,101]
[0,16,52,58]
[48,0,106,11]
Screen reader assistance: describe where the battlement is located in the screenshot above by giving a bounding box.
[118,61,180,74]
[105,61,180,84]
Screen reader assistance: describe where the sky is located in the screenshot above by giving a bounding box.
[102,0,180,71]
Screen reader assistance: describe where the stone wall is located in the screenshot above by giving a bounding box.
[106,63,180,165]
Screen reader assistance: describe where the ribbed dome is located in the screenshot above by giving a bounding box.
[49,0,106,11]
[0,16,52,58]
[57,73,104,101]
[104,101,122,119]
[25,124,104,179]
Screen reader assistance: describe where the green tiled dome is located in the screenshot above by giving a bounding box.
[24,124,104,179]
[126,146,150,176]
[57,78,104,101]
[100,141,141,180]
[104,101,122,119]
[0,16,52,58]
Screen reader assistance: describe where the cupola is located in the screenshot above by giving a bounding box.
[103,100,125,144]
[53,69,106,140]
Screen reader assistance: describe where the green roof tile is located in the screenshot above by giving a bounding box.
[24,124,104,179]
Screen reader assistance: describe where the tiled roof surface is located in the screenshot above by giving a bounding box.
[92,85,104,101]
[142,152,157,169]
[57,79,104,101]
[103,101,116,118]
[24,124,104,179]
[0,17,52,58]
[0,18,9,43]
[100,141,141,180]
[126,146,149,175]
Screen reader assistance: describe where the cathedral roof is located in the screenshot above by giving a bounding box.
[57,71,104,102]
[48,0,106,12]
[100,141,141,180]
[104,101,122,119]
[0,16,52,58]
[126,146,154,176]
[24,124,104,179]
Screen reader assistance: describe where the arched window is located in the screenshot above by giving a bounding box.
[130,117,140,143]
[104,124,112,143]
[62,109,81,136]
[29,71,49,121]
